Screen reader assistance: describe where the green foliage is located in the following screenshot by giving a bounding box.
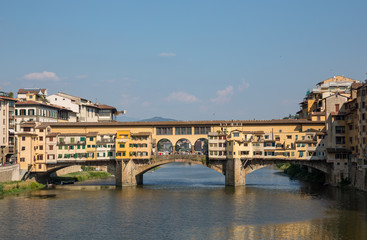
[0,181,44,195]
[81,166,96,171]
[283,114,299,120]
[52,171,111,182]
[276,163,291,170]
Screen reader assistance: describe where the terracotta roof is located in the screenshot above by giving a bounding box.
[17,88,47,94]
[131,132,152,136]
[97,104,117,110]
[46,132,60,137]
[86,132,98,137]
[35,119,325,129]
[20,122,36,127]
[57,133,87,136]
[351,82,364,89]
[0,96,17,101]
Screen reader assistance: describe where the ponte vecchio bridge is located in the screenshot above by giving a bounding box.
[17,119,332,186]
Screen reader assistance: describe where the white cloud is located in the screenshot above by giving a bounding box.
[211,86,234,103]
[165,91,199,103]
[158,52,176,57]
[23,71,59,81]
[238,80,250,92]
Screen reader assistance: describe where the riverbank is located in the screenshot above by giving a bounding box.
[0,180,44,195]
[51,171,111,183]
[276,163,325,184]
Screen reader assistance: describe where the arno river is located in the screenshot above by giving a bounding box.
[0,164,366,240]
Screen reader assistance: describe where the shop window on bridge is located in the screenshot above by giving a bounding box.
[194,126,211,135]
[175,127,192,135]
[157,127,173,135]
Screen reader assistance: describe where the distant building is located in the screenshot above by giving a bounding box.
[298,76,359,121]
[17,88,47,102]
[47,92,118,122]
[15,101,75,131]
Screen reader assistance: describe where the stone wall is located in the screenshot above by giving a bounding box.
[0,164,20,182]
[51,165,82,177]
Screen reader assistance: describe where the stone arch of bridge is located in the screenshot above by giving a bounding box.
[156,138,173,153]
[194,138,208,154]
[137,159,224,176]
[155,135,208,154]
[174,138,192,153]
[240,159,328,176]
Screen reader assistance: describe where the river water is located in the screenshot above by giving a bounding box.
[0,163,366,240]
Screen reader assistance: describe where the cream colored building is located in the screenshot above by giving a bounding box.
[0,93,16,164]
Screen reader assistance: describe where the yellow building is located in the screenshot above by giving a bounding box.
[115,130,131,160]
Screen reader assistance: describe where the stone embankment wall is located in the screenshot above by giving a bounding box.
[0,164,20,182]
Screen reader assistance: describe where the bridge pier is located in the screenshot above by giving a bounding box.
[115,159,142,186]
[225,158,246,186]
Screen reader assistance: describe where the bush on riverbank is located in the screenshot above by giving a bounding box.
[51,171,111,182]
[277,163,325,184]
[0,181,44,195]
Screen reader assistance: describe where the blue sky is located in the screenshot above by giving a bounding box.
[1,0,366,121]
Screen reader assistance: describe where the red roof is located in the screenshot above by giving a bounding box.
[0,95,17,101]
[97,104,117,110]
[17,88,47,94]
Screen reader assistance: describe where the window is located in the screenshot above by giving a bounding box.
[39,136,43,141]
[194,126,211,135]
[49,137,53,142]
[21,146,25,151]
[233,132,239,137]
[156,127,173,135]
[89,137,94,141]
[335,104,340,112]
[80,137,86,142]
[71,138,75,143]
[22,137,25,141]
[49,145,53,150]
[39,145,43,150]
[336,136,345,144]
[175,127,192,135]
[335,126,345,134]
[120,144,125,148]
[58,154,62,159]
[58,146,62,150]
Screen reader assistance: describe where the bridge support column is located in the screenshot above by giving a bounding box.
[225,158,246,186]
[115,159,142,186]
